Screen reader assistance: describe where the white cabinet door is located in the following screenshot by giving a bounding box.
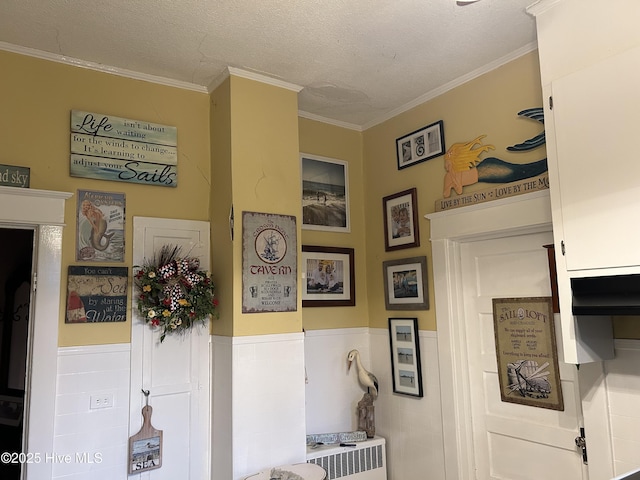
[552,43,640,271]
[129,217,210,479]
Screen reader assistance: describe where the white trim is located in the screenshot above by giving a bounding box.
[227,66,303,92]
[231,331,304,344]
[426,190,614,480]
[58,343,131,356]
[0,188,71,480]
[526,0,563,17]
[303,327,369,338]
[297,110,363,132]
[0,41,208,93]
[362,42,538,130]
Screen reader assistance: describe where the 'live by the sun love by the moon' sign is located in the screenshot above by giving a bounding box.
[70,110,178,187]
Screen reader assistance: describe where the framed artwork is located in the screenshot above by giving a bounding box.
[388,318,423,397]
[302,245,355,307]
[382,256,429,310]
[396,120,445,170]
[492,297,564,411]
[383,188,420,251]
[301,153,350,233]
[0,395,23,426]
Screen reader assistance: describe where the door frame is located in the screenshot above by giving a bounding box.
[0,186,72,480]
[426,190,612,480]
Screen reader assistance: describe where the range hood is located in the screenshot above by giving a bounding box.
[572,274,640,315]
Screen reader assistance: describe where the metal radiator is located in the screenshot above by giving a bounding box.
[306,436,387,480]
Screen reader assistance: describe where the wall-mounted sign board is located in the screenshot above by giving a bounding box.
[0,164,30,188]
[69,110,178,187]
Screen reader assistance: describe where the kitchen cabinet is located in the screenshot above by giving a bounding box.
[548,43,640,273]
[528,0,640,363]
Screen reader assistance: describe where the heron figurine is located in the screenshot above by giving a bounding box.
[347,349,378,398]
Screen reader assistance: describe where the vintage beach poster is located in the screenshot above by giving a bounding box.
[76,189,125,262]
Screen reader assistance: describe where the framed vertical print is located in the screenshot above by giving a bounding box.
[396,120,445,170]
[382,256,429,310]
[492,297,564,411]
[302,245,355,307]
[388,318,423,397]
[301,153,350,232]
[383,188,420,251]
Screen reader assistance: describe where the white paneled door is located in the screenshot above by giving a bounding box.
[460,231,587,480]
[130,217,211,479]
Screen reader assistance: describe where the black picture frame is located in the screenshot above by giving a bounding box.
[302,245,355,307]
[388,317,423,397]
[383,187,420,251]
[382,256,429,310]
[396,120,445,170]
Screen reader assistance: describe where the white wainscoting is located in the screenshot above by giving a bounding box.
[304,327,446,480]
[53,343,131,480]
[608,340,640,477]
[304,327,372,435]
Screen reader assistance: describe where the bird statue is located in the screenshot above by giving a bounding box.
[347,349,378,398]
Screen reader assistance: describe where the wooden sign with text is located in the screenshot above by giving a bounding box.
[435,172,549,212]
[70,110,178,187]
[0,164,29,188]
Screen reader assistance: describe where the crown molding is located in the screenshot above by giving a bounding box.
[297,110,362,131]
[526,0,563,17]
[0,41,208,93]
[225,66,303,93]
[362,41,538,130]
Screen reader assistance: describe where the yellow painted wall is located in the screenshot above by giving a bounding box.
[298,118,368,330]
[363,51,546,331]
[0,50,211,346]
[210,77,234,337]
[228,76,302,336]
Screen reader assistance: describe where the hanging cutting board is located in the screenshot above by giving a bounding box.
[128,405,163,474]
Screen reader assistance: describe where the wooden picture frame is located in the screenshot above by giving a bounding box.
[382,256,429,310]
[396,120,445,170]
[492,297,564,411]
[388,318,423,397]
[383,188,420,251]
[301,153,350,232]
[302,245,355,307]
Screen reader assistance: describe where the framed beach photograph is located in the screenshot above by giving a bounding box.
[383,188,420,251]
[301,153,350,232]
[302,245,355,307]
[382,256,429,310]
[388,318,423,397]
[396,120,445,170]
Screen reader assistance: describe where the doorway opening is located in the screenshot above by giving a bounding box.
[0,227,35,480]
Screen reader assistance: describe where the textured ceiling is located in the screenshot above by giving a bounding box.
[0,0,537,129]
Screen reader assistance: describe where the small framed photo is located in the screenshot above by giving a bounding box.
[388,318,423,397]
[302,245,355,307]
[396,120,445,170]
[383,188,420,251]
[301,153,350,233]
[0,395,23,426]
[382,256,429,310]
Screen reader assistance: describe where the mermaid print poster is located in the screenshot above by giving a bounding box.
[76,189,125,262]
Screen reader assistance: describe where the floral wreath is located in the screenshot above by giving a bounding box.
[134,245,218,342]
